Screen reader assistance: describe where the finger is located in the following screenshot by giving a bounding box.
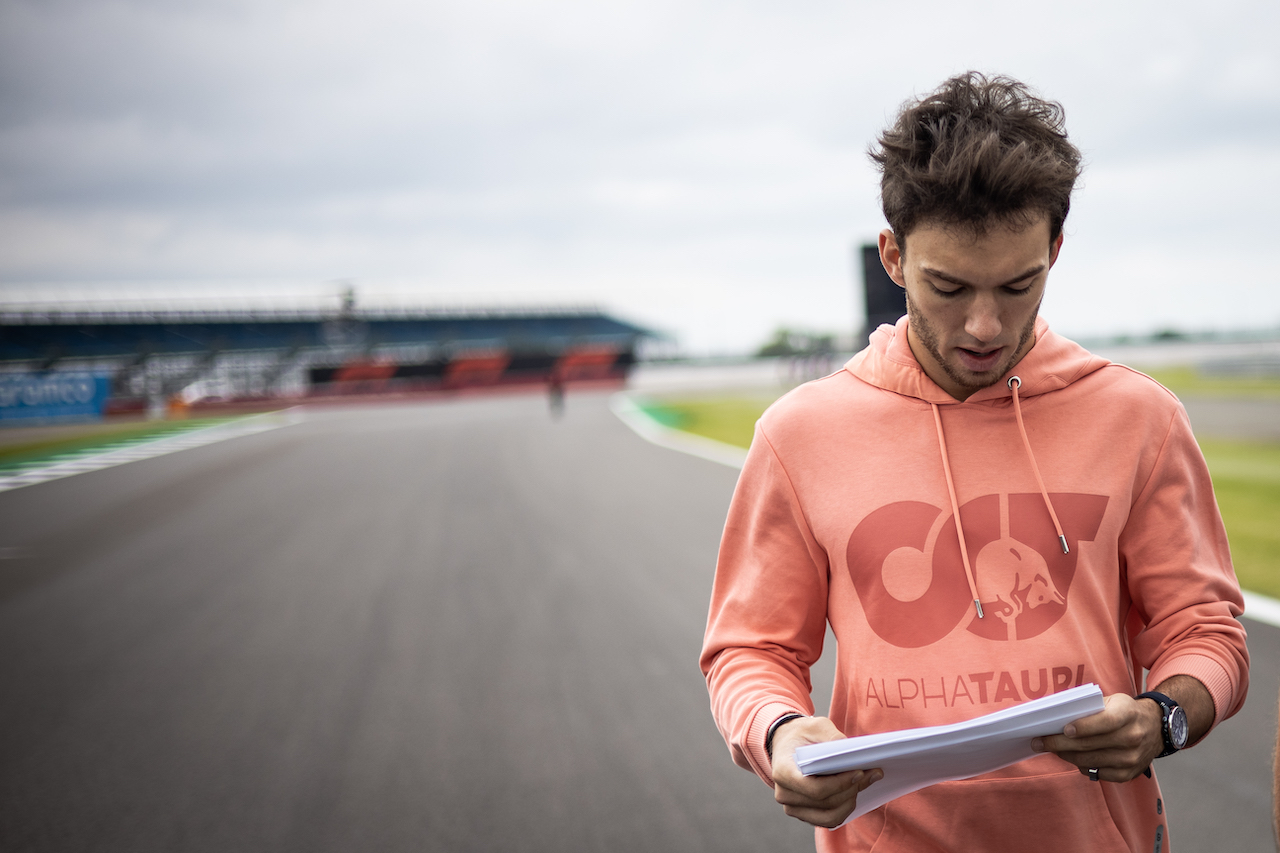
[1061,715,1112,739]
[1057,739,1147,762]
[1075,764,1147,781]
[1040,723,1147,757]
[775,774,852,807]
[1072,762,1153,784]
[778,783,856,813]
[1062,693,1156,742]
[783,801,857,829]
[775,768,877,808]
[1057,707,1132,741]
[1055,747,1155,781]
[1039,733,1129,755]
[858,768,884,791]
[779,770,882,829]
[1053,748,1117,770]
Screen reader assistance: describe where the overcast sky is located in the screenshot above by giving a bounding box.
[2,0,1278,353]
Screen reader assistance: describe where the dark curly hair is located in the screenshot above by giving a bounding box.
[870,72,1082,246]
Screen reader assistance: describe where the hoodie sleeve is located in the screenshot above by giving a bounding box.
[699,421,831,786]
[1119,402,1249,731]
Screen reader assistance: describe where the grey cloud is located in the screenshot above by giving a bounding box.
[2,0,1279,350]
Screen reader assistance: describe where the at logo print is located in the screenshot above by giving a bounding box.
[845,493,1108,648]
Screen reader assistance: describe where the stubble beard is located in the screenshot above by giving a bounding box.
[906,295,1040,396]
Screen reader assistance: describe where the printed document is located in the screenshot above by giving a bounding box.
[794,683,1106,824]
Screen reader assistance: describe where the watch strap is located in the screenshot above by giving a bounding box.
[1137,691,1184,757]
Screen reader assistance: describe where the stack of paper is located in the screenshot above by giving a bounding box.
[794,683,1106,823]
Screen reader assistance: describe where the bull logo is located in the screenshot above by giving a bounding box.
[846,493,1108,648]
[975,537,1065,640]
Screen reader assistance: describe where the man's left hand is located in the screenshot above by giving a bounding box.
[1031,693,1163,782]
[1032,675,1213,782]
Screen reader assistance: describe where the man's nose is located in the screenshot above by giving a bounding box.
[965,295,1002,342]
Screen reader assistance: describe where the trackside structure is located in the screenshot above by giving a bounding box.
[0,304,653,416]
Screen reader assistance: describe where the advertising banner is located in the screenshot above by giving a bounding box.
[0,373,111,425]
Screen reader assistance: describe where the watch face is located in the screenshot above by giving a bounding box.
[1169,706,1189,750]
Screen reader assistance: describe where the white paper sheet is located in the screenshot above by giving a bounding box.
[794,683,1106,824]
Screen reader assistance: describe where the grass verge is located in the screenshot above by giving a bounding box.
[1197,439,1280,598]
[1141,367,1280,398]
[0,417,246,472]
[643,393,1280,599]
[633,394,782,450]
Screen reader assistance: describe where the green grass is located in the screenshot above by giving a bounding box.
[1142,366,1280,398]
[0,417,243,472]
[634,394,782,449]
[642,393,1280,598]
[1197,439,1280,598]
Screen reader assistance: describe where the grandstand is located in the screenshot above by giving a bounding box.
[0,299,653,414]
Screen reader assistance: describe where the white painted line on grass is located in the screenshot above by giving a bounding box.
[0,409,300,494]
[609,393,748,470]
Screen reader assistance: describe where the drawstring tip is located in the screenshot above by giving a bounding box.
[974,599,984,619]
[1058,535,1069,555]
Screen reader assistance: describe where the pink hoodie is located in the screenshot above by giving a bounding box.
[701,317,1249,852]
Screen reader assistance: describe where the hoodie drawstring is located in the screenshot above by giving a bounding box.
[1007,376,1070,556]
[931,376,1071,620]
[931,403,984,619]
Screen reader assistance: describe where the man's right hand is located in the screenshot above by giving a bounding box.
[769,716,883,828]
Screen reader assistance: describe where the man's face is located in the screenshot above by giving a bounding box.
[878,216,1062,401]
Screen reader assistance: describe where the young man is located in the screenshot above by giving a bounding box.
[700,73,1249,852]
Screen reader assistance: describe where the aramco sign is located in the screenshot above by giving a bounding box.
[0,373,111,424]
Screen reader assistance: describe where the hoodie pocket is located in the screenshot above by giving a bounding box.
[863,767,1131,853]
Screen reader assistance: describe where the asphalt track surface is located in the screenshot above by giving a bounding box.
[0,391,1274,852]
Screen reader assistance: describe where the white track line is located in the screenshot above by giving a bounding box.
[1242,591,1280,628]
[610,392,1280,625]
[610,393,747,469]
[0,409,299,494]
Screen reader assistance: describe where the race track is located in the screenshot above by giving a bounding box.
[0,391,1273,852]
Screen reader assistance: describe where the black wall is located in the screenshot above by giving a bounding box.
[859,243,907,345]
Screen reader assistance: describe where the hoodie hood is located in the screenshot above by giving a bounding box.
[845,315,1111,404]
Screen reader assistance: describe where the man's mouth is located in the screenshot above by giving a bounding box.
[956,347,1004,372]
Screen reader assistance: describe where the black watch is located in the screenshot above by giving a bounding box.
[1138,691,1189,757]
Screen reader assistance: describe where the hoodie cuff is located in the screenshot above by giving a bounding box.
[1146,653,1236,730]
[749,702,807,786]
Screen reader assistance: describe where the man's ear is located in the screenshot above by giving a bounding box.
[878,229,906,288]
[1049,232,1064,268]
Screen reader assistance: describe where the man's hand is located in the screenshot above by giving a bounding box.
[1032,675,1213,782]
[1031,693,1163,781]
[769,716,882,828]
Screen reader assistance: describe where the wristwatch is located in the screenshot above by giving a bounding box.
[1137,691,1189,757]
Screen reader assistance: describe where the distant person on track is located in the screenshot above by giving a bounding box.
[548,373,565,418]
[700,71,1249,852]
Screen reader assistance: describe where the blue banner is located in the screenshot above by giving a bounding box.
[0,373,111,424]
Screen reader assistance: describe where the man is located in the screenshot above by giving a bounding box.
[700,72,1249,852]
